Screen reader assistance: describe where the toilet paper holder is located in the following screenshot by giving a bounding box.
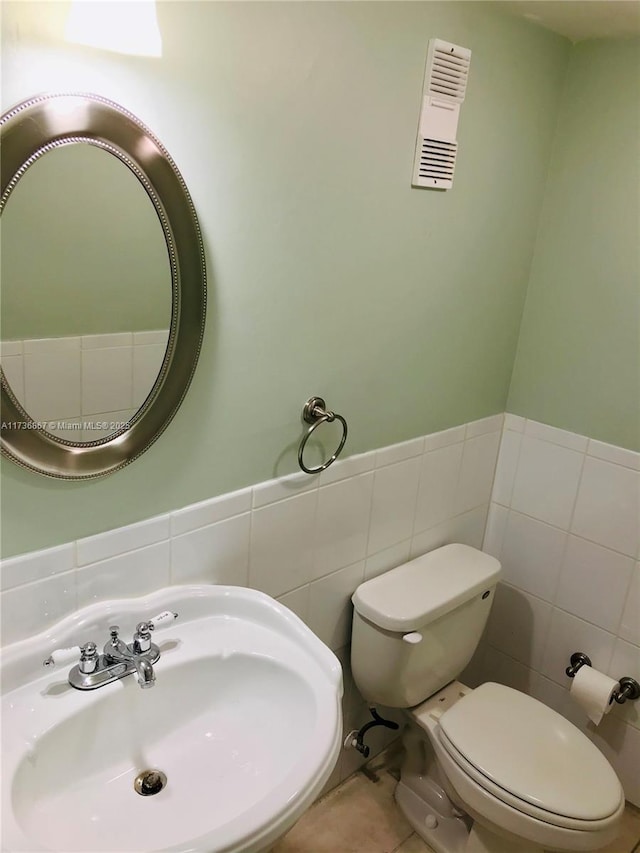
[565,651,640,705]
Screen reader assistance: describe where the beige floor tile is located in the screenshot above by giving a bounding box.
[596,803,640,853]
[392,832,436,853]
[277,745,640,853]
[274,769,412,853]
[545,804,640,853]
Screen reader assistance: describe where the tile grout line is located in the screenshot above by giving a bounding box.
[407,440,429,547]
[246,487,256,590]
[405,447,426,549]
[544,448,586,619]
[492,501,636,560]
[481,419,511,546]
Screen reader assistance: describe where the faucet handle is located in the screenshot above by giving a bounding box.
[43,641,96,669]
[78,641,99,674]
[149,611,178,629]
[132,612,178,654]
[134,612,177,640]
[43,646,81,668]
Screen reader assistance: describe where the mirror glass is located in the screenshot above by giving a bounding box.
[1,93,206,480]
[1,143,171,442]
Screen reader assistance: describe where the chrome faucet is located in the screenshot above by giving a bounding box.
[133,656,156,689]
[43,611,178,690]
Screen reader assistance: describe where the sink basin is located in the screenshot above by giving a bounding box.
[1,585,343,852]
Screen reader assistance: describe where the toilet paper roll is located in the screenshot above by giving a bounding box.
[570,666,620,725]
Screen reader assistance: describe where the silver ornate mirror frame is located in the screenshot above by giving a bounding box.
[0,93,206,479]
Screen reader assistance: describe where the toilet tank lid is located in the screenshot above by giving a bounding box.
[351,544,501,633]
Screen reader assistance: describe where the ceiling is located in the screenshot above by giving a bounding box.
[499,1,640,42]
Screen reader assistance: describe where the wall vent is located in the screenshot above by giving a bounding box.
[412,38,471,190]
[417,138,458,184]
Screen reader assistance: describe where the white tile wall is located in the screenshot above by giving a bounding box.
[1,354,25,399]
[76,542,171,608]
[1,571,77,647]
[455,430,501,513]
[25,344,82,422]
[375,436,423,468]
[307,561,366,651]
[499,511,566,600]
[414,442,464,533]
[0,543,75,591]
[170,487,252,536]
[277,584,311,624]
[486,582,552,671]
[554,537,634,634]
[510,435,584,529]
[76,515,170,566]
[410,505,488,558]
[132,337,167,408]
[82,345,134,415]
[589,713,640,806]
[619,565,640,647]
[312,473,374,579]
[571,457,639,557]
[171,514,251,586]
[491,430,522,506]
[364,539,412,582]
[249,490,318,597]
[252,469,318,507]
[608,639,640,730]
[474,415,640,805]
[423,424,466,451]
[481,503,508,558]
[0,331,169,436]
[368,457,421,554]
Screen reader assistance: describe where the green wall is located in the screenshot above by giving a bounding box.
[0,2,569,557]
[508,38,640,451]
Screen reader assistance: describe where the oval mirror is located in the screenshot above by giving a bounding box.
[0,94,206,479]
[2,143,172,442]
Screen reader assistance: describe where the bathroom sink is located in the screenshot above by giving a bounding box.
[1,585,343,853]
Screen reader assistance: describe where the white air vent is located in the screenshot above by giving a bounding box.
[428,44,470,102]
[417,138,458,184]
[412,38,471,190]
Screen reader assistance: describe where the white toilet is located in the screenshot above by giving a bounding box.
[350,543,624,853]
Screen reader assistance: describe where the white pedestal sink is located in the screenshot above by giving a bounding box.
[1,585,343,852]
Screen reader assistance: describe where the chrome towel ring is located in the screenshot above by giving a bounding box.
[298,396,348,474]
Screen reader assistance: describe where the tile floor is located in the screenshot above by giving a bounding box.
[275,750,640,853]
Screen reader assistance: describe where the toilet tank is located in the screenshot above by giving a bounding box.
[350,544,501,708]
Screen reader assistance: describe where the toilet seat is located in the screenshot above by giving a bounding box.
[437,729,621,833]
[436,683,624,828]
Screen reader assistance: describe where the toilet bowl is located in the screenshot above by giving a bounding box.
[400,680,623,852]
[350,544,625,853]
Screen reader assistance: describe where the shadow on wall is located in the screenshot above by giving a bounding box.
[462,583,536,693]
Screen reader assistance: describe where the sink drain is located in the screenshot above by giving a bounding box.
[134,769,167,796]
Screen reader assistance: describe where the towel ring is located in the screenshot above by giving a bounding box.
[298,396,348,474]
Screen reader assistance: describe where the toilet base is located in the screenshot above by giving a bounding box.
[396,773,537,853]
[396,774,468,853]
[396,701,543,853]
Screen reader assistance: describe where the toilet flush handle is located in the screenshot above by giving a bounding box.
[402,632,423,644]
